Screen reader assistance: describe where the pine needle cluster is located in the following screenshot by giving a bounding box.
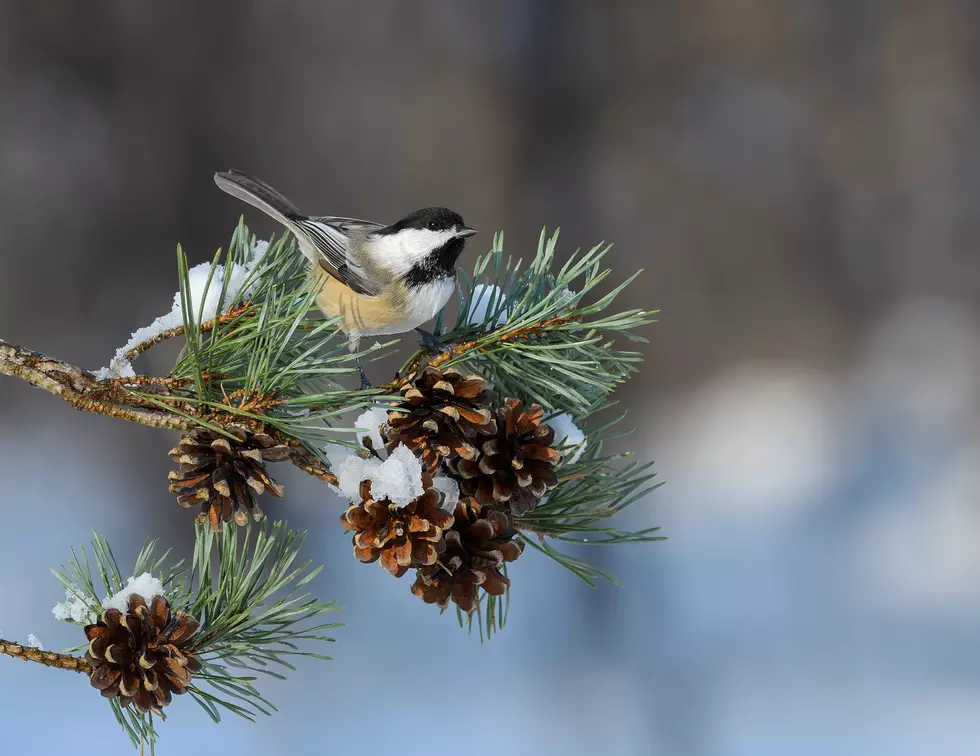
[134,221,663,629]
[51,523,340,751]
[0,215,663,747]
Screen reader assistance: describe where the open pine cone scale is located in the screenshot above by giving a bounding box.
[449,397,562,516]
[386,367,497,473]
[341,475,455,577]
[168,425,289,530]
[411,499,525,612]
[85,594,201,714]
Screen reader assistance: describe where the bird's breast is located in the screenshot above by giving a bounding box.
[396,277,456,326]
[312,269,454,337]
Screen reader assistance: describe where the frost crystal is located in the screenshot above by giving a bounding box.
[554,286,577,309]
[549,413,587,463]
[26,634,43,650]
[252,239,269,260]
[52,586,96,624]
[93,238,269,380]
[331,443,424,508]
[354,407,390,454]
[335,452,378,502]
[367,443,424,507]
[432,475,460,513]
[466,284,510,327]
[101,573,166,613]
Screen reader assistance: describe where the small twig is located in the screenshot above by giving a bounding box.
[122,301,255,363]
[109,375,195,389]
[2,312,582,492]
[219,387,287,413]
[123,324,186,363]
[385,314,580,392]
[433,314,579,370]
[0,638,91,674]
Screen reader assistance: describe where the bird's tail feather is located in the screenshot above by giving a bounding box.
[214,169,305,226]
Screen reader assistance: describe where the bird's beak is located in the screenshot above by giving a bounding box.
[458,227,477,238]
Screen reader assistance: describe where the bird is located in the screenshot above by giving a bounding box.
[213,170,476,356]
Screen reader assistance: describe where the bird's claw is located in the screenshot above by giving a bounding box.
[416,328,451,355]
[357,364,373,390]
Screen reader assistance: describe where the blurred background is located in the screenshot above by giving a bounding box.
[1,2,979,754]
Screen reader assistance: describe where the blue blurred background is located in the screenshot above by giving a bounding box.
[2,3,980,754]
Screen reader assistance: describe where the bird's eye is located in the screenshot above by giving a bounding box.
[427,220,439,231]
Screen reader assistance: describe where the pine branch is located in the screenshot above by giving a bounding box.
[385,231,663,589]
[141,225,392,449]
[0,336,340,489]
[384,313,581,392]
[0,639,91,674]
[122,300,256,363]
[0,339,194,432]
[390,229,654,415]
[2,206,663,749]
[51,523,341,749]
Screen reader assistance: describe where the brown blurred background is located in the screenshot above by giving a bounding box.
[2,3,979,755]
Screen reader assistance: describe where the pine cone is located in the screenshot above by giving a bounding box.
[448,398,562,516]
[340,472,455,577]
[84,594,200,714]
[168,424,290,531]
[386,367,496,473]
[412,498,525,613]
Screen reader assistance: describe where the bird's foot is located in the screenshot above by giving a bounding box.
[416,328,451,354]
[357,363,373,390]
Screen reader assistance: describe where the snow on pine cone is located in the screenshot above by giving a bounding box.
[84,594,200,714]
[448,397,562,516]
[386,366,497,473]
[340,471,455,577]
[411,498,525,613]
[168,424,291,531]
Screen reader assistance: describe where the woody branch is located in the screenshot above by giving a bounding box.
[0,337,343,485]
[0,339,193,432]
[1,311,576,483]
[0,638,91,674]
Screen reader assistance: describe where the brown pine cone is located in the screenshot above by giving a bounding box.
[448,398,562,516]
[84,594,201,714]
[411,498,525,613]
[340,472,455,577]
[168,424,290,531]
[386,367,496,473]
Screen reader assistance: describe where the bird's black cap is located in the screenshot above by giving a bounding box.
[378,207,467,235]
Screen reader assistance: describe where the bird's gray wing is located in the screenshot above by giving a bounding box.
[293,216,385,296]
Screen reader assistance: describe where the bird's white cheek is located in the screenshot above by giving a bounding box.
[396,230,457,269]
[367,229,458,277]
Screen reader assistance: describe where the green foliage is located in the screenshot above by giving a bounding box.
[433,230,662,594]
[135,218,392,448]
[516,409,665,588]
[51,522,340,751]
[131,221,660,634]
[428,228,656,416]
[454,573,511,642]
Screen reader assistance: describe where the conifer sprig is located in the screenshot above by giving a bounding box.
[422,229,655,414]
[427,231,661,592]
[0,201,666,747]
[51,523,340,751]
[128,219,394,449]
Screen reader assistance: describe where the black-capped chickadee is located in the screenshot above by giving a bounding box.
[213,169,476,349]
